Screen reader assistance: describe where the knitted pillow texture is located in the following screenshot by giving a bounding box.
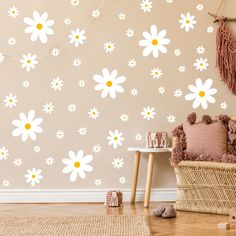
[183,121,228,156]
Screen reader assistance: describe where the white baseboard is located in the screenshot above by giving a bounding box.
[0,188,176,203]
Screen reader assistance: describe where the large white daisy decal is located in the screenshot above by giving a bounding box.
[138,25,170,58]
[185,78,217,110]
[107,129,125,149]
[69,28,87,47]
[93,68,126,99]
[62,150,93,182]
[12,110,43,142]
[179,12,197,32]
[24,11,54,43]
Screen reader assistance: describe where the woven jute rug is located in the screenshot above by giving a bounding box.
[0,215,150,236]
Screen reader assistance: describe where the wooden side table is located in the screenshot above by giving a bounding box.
[128,147,172,208]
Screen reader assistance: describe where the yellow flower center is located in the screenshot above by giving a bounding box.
[36,23,43,30]
[114,136,118,141]
[199,91,205,97]
[76,35,80,39]
[147,112,151,115]
[27,60,31,64]
[106,81,113,87]
[200,63,203,66]
[93,112,96,115]
[186,20,190,24]
[32,174,36,179]
[25,123,31,130]
[152,39,158,46]
[74,161,81,168]
[9,99,12,102]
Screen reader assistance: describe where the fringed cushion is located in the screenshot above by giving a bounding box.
[171,113,236,165]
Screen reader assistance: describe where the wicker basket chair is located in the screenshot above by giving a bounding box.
[172,117,236,215]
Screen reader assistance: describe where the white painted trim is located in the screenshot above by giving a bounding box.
[128,147,172,153]
[0,188,176,203]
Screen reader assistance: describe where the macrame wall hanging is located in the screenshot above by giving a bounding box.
[208,0,236,94]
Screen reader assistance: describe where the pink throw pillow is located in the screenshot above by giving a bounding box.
[183,121,227,156]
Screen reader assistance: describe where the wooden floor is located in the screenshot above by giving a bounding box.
[0,202,235,235]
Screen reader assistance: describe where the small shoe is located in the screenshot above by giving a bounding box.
[153,205,166,217]
[161,205,177,218]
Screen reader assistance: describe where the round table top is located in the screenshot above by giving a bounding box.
[128,147,172,153]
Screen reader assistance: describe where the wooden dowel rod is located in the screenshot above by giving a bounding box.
[208,12,236,23]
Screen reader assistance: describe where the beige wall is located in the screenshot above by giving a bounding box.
[1,0,236,189]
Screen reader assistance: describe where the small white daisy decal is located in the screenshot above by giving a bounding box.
[88,107,100,120]
[140,0,152,13]
[120,114,129,122]
[43,103,54,114]
[128,59,136,68]
[119,176,126,184]
[141,106,156,120]
[25,168,43,186]
[179,13,197,32]
[20,53,38,72]
[196,46,205,55]
[194,58,209,72]
[51,77,63,91]
[78,127,87,136]
[3,93,18,108]
[0,53,5,64]
[174,89,183,98]
[51,48,60,57]
[107,129,124,149]
[8,6,19,18]
[112,158,124,169]
[220,102,227,110]
[92,9,100,18]
[126,28,135,38]
[45,156,54,166]
[56,130,64,139]
[8,37,16,46]
[0,147,9,160]
[13,158,23,167]
[151,68,163,79]
[92,145,102,153]
[135,134,142,141]
[71,0,80,7]
[69,28,87,47]
[167,114,176,124]
[104,42,115,53]
[73,58,82,67]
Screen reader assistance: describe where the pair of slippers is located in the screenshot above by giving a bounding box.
[153,205,177,218]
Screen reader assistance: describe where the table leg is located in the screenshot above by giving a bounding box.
[144,152,155,208]
[130,151,141,204]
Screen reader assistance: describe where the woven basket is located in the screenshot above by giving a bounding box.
[172,117,236,215]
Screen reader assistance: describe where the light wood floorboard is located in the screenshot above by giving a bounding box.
[0,202,235,235]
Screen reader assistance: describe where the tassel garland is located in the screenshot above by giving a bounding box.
[216,18,236,94]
